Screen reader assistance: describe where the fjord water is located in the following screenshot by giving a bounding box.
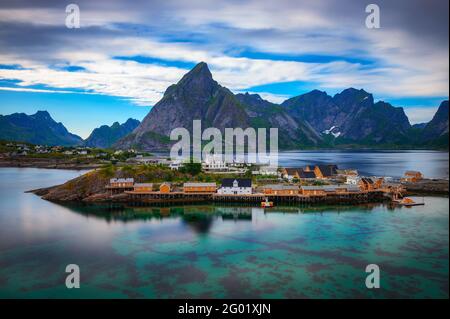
[278,150,449,178]
[0,152,448,298]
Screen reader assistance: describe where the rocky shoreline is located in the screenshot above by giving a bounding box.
[402,179,449,195]
[27,166,449,206]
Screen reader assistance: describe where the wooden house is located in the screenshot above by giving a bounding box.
[301,184,360,195]
[133,183,153,192]
[313,165,338,179]
[282,168,301,180]
[159,182,172,193]
[324,185,360,193]
[403,171,423,182]
[262,184,299,195]
[183,182,217,193]
[359,177,375,191]
[107,178,135,195]
[109,178,134,188]
[300,185,327,196]
[282,168,316,181]
[374,177,384,189]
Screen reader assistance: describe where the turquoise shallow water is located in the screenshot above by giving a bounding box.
[0,167,448,298]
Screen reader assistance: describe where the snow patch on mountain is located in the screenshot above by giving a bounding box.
[322,126,342,138]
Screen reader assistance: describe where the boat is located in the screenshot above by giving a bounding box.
[392,197,425,206]
[261,198,274,208]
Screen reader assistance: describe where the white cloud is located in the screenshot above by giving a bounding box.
[0,86,80,94]
[0,0,447,108]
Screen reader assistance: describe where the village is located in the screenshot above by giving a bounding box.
[104,159,427,206]
[0,141,152,168]
[2,140,445,203]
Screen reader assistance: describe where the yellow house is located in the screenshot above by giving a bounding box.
[133,183,153,192]
[403,171,423,182]
[183,182,217,193]
[262,184,299,195]
[300,186,327,196]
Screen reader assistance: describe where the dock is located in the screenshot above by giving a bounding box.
[122,190,388,205]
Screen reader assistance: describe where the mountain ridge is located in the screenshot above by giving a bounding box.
[116,62,448,150]
[84,118,140,148]
[1,63,447,150]
[0,110,83,146]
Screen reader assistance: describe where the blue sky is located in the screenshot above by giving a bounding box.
[0,0,448,138]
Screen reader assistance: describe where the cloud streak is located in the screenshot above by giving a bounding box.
[0,0,448,112]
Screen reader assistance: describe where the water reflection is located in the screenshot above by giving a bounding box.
[54,201,401,234]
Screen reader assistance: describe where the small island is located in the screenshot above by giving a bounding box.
[29,159,448,206]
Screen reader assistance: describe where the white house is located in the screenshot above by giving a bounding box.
[217,178,252,195]
[202,154,228,171]
[345,175,360,185]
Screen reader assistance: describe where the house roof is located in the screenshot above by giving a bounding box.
[360,177,374,184]
[110,178,134,183]
[301,185,329,190]
[134,183,153,187]
[316,165,338,177]
[298,170,316,178]
[263,184,299,190]
[301,185,360,192]
[183,182,217,187]
[221,178,252,188]
[283,168,302,175]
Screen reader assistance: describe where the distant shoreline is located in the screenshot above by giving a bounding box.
[0,158,102,170]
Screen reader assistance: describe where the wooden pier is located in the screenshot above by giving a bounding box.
[122,190,388,205]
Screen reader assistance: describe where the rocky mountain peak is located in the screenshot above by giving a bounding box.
[32,110,52,120]
[84,118,140,148]
[333,88,373,105]
[0,110,82,146]
[177,62,216,89]
[421,100,449,143]
[162,61,219,104]
[304,89,328,98]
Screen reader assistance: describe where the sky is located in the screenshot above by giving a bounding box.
[0,0,448,138]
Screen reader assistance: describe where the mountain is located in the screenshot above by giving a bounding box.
[115,62,323,150]
[282,88,412,146]
[116,62,250,150]
[115,62,448,151]
[235,92,322,148]
[0,110,83,146]
[420,100,449,147]
[84,118,140,148]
